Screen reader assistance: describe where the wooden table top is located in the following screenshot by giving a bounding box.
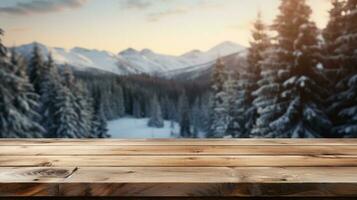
[0,139,357,197]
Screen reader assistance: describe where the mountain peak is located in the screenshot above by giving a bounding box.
[140,48,154,55]
[207,41,245,57]
[119,48,139,55]
[180,49,203,58]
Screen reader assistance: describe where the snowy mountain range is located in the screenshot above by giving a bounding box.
[14,41,246,76]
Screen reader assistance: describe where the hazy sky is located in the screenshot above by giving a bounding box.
[0,0,331,55]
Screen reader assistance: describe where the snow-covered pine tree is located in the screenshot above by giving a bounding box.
[328,0,357,137]
[0,29,5,57]
[132,98,142,118]
[234,12,271,138]
[270,0,332,138]
[148,95,164,128]
[251,47,281,137]
[51,80,80,138]
[10,49,27,78]
[323,0,345,72]
[191,97,201,138]
[92,92,109,138]
[160,96,171,120]
[61,66,94,138]
[0,30,44,137]
[178,91,191,137]
[28,44,45,94]
[200,92,212,134]
[224,72,243,137]
[115,85,125,118]
[209,58,230,138]
[74,82,95,137]
[38,54,61,135]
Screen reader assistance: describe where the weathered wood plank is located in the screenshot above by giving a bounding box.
[0,145,356,156]
[1,167,357,183]
[0,139,356,146]
[1,183,357,197]
[1,156,357,167]
[0,139,356,197]
[57,183,357,197]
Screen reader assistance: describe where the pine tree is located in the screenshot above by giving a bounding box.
[0,29,5,57]
[224,72,242,137]
[10,49,26,78]
[178,91,191,137]
[148,95,164,128]
[161,96,171,120]
[74,82,94,137]
[323,0,345,71]
[251,47,282,137]
[191,97,201,138]
[328,0,357,137]
[209,58,230,138]
[52,84,80,138]
[233,13,271,138]
[132,98,142,118]
[61,66,93,138]
[115,85,125,118]
[92,98,109,138]
[270,0,332,138]
[28,44,45,94]
[0,30,44,137]
[39,54,61,134]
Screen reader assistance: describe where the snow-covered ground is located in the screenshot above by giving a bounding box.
[108,117,180,138]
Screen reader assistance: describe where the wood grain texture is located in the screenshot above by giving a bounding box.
[0,145,356,155]
[1,155,357,167]
[1,183,357,197]
[0,139,356,197]
[0,139,357,146]
[1,167,357,183]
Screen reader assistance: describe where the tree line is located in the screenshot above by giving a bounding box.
[0,38,109,138]
[209,0,357,138]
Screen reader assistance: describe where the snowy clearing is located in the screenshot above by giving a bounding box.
[108,117,180,138]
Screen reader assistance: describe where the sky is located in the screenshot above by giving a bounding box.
[0,0,332,55]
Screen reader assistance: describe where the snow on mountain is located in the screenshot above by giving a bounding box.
[14,42,128,74]
[14,41,246,76]
[180,41,246,65]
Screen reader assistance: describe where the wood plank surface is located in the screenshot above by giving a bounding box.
[1,167,357,183]
[0,139,356,197]
[0,145,356,155]
[0,139,357,146]
[1,155,357,167]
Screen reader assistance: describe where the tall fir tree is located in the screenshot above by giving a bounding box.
[91,91,109,138]
[191,97,201,138]
[178,91,191,137]
[52,83,80,138]
[251,47,281,137]
[132,98,142,118]
[224,72,242,137]
[270,0,332,138]
[39,54,61,135]
[114,85,125,118]
[323,0,345,71]
[328,0,357,137]
[209,58,230,138]
[10,48,27,78]
[0,29,5,57]
[28,44,45,94]
[0,30,44,137]
[60,66,94,138]
[148,95,164,128]
[234,13,271,138]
